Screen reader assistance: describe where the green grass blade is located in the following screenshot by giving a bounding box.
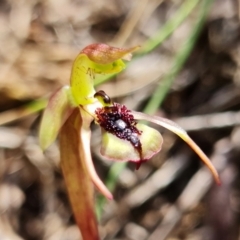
[96,162,127,219]
[144,0,214,115]
[139,0,200,55]
[94,0,200,86]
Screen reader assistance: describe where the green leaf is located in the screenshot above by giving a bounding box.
[39,86,74,150]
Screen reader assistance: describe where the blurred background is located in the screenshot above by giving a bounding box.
[0,0,240,239]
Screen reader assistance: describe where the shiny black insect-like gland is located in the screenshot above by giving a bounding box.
[94,90,112,104]
[95,103,143,162]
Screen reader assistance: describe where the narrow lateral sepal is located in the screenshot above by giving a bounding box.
[132,111,220,185]
[39,86,74,150]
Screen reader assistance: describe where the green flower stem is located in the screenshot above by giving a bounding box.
[96,0,215,218]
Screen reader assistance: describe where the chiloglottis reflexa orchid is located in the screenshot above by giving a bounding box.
[39,43,220,240]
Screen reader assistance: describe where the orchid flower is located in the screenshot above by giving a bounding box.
[39,44,220,240]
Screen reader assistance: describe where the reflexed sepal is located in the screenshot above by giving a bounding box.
[132,111,221,185]
[100,123,163,162]
[39,86,74,150]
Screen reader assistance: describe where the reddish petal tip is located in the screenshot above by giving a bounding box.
[81,43,139,64]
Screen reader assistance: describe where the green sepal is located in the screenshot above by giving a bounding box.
[39,86,75,150]
[132,111,221,185]
[70,44,139,106]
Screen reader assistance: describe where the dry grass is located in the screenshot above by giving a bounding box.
[0,0,240,239]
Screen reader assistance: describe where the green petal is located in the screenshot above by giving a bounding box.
[39,86,74,150]
[100,123,163,162]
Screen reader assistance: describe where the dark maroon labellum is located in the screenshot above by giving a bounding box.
[95,103,143,166]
